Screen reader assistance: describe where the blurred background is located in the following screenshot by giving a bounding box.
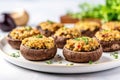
[0,0,104,25]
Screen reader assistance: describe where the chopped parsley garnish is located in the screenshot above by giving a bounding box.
[10,52,20,58]
[25,26,32,31]
[81,37,89,44]
[103,29,109,32]
[66,63,74,66]
[110,51,119,59]
[74,38,80,41]
[36,35,43,38]
[45,60,52,64]
[62,27,67,30]
[47,20,54,24]
[74,37,89,44]
[88,60,93,64]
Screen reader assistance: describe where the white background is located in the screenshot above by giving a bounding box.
[1,0,120,80]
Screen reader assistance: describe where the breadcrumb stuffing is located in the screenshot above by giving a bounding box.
[10,26,40,40]
[95,30,120,41]
[74,21,101,31]
[22,35,55,49]
[102,21,120,31]
[39,20,64,32]
[65,37,100,52]
[54,27,81,38]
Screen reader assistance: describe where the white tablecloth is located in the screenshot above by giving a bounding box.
[1,0,120,80]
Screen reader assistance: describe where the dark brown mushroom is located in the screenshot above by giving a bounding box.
[53,36,69,49]
[37,26,54,37]
[100,40,120,52]
[20,44,57,61]
[7,35,21,50]
[63,46,103,63]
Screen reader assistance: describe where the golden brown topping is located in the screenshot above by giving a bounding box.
[74,21,101,31]
[65,37,100,52]
[54,27,81,38]
[102,21,120,31]
[95,30,120,41]
[10,26,40,40]
[39,20,64,32]
[22,35,55,49]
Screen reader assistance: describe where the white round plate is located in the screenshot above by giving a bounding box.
[0,37,120,73]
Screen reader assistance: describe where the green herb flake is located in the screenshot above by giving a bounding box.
[103,29,109,32]
[89,60,93,64]
[62,27,67,30]
[45,60,52,64]
[66,63,74,66]
[10,52,20,58]
[25,26,32,31]
[36,35,43,38]
[47,20,54,24]
[81,37,89,44]
[110,51,119,59]
[74,38,80,41]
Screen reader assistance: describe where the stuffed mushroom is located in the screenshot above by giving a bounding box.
[7,26,40,49]
[102,21,120,31]
[95,30,120,52]
[63,37,102,63]
[20,35,57,61]
[37,20,64,37]
[74,21,101,37]
[53,27,81,49]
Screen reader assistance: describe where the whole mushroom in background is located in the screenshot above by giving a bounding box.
[0,9,29,32]
[0,13,16,32]
[10,9,29,26]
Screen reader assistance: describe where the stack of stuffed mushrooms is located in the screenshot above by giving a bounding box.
[6,20,120,63]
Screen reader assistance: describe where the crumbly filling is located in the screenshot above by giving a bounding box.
[22,35,55,49]
[39,20,64,32]
[95,30,120,41]
[102,21,120,31]
[54,27,81,38]
[10,26,40,40]
[74,21,101,31]
[65,37,100,52]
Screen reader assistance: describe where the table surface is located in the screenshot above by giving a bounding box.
[1,0,120,80]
